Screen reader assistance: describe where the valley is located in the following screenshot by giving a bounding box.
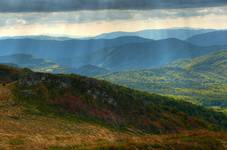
[99,50,227,113]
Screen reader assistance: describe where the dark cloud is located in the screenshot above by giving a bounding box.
[0,0,227,12]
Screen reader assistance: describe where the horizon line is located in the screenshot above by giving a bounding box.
[0,27,225,38]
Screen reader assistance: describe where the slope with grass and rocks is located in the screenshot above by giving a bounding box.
[0,64,227,149]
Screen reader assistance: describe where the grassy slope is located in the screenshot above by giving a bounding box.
[99,51,227,111]
[14,71,227,132]
[0,84,153,150]
[1,65,227,149]
[1,85,227,150]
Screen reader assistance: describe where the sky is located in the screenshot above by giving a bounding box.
[0,0,227,37]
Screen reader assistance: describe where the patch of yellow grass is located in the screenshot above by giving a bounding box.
[0,84,12,101]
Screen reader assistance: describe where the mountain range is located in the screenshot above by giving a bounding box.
[0,36,150,68]
[187,30,227,46]
[1,30,227,71]
[89,38,227,71]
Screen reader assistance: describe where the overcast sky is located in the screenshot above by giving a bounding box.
[0,0,227,37]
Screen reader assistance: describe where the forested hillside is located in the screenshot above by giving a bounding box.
[99,51,227,112]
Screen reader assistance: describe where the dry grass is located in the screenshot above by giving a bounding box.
[0,84,227,150]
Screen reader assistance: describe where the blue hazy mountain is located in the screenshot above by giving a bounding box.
[0,35,226,71]
[0,36,149,67]
[187,30,227,46]
[94,28,214,40]
[89,38,227,71]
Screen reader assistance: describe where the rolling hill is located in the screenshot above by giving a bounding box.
[0,54,110,76]
[187,30,227,46]
[99,50,227,111]
[1,64,227,149]
[0,54,65,73]
[1,64,227,131]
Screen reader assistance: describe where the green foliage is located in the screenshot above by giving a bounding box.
[99,50,227,112]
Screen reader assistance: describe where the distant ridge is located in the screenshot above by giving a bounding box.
[187,30,227,46]
[94,28,215,40]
